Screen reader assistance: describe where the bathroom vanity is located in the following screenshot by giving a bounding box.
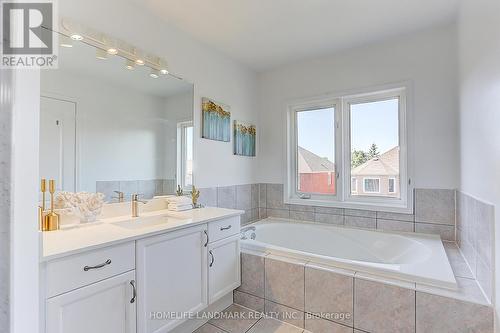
[41,207,242,333]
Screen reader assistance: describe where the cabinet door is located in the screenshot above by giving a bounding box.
[136,224,208,333]
[46,270,136,333]
[208,235,241,304]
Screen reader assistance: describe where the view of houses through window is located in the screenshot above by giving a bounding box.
[350,98,400,198]
[296,107,336,194]
[295,96,400,199]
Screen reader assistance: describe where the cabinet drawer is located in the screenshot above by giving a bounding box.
[208,216,240,243]
[46,242,135,298]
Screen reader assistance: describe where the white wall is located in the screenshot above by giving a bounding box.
[457,0,500,327]
[257,24,459,189]
[59,0,258,188]
[42,70,183,191]
[11,70,41,333]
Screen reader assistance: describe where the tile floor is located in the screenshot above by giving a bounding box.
[195,304,306,333]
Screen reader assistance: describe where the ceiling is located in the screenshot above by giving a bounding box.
[55,34,193,98]
[132,0,458,71]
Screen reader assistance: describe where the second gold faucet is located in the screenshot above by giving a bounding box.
[131,194,148,217]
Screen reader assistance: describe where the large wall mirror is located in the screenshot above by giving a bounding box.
[40,32,194,202]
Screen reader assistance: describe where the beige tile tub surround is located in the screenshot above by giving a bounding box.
[456,191,494,303]
[416,292,493,333]
[354,277,415,333]
[415,189,456,225]
[264,256,306,311]
[237,251,494,333]
[305,264,353,327]
[237,252,265,298]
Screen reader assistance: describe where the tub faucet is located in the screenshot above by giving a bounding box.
[131,194,148,217]
[241,226,256,240]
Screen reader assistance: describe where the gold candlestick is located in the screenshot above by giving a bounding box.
[40,179,47,231]
[44,179,59,231]
[41,178,46,211]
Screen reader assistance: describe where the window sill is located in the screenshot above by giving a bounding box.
[285,197,413,214]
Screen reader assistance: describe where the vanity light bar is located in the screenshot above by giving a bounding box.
[60,18,169,75]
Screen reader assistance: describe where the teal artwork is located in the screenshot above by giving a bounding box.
[202,97,231,142]
[234,121,256,157]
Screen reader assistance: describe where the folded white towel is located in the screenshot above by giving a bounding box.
[167,203,192,211]
[168,203,192,209]
[166,196,192,204]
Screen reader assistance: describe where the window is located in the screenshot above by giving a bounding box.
[388,178,396,193]
[177,121,193,189]
[363,178,380,193]
[349,97,400,198]
[286,86,410,212]
[295,107,336,195]
[351,177,357,193]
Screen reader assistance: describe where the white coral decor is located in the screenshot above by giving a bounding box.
[55,192,105,223]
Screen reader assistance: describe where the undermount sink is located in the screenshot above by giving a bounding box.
[111,215,187,230]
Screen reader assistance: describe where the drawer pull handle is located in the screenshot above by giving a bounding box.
[220,225,232,231]
[130,280,137,304]
[204,230,209,247]
[83,259,111,271]
[209,250,215,267]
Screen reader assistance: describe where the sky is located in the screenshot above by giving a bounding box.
[297,99,399,162]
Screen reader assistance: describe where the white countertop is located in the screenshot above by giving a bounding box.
[42,207,244,262]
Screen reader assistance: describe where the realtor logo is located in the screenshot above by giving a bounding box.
[1,0,58,68]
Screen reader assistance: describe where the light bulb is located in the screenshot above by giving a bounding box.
[60,35,73,48]
[70,34,83,41]
[134,48,145,65]
[125,59,135,70]
[159,59,168,74]
[150,69,160,78]
[96,48,108,60]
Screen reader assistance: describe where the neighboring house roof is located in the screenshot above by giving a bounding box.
[298,146,335,173]
[351,146,399,176]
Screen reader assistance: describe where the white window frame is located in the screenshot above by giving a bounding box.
[286,97,342,201]
[363,177,380,193]
[285,83,413,213]
[388,177,396,193]
[176,120,193,190]
[351,177,357,193]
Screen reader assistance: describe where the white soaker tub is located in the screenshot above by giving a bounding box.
[241,218,456,289]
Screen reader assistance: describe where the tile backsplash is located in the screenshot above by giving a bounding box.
[198,183,458,241]
[456,191,494,303]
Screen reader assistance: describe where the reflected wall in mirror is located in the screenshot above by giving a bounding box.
[40,33,194,202]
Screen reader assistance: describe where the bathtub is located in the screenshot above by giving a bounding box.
[240,218,457,289]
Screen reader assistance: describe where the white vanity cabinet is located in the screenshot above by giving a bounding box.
[44,243,137,333]
[46,271,137,333]
[208,234,240,304]
[43,211,242,333]
[136,224,208,333]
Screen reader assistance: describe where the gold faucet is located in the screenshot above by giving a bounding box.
[131,194,147,217]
